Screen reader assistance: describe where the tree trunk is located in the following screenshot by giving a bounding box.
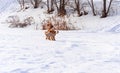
[101,0,107,18]
[30,0,41,8]
[58,0,66,16]
[107,0,113,14]
[17,0,25,10]
[34,0,39,8]
[47,0,50,13]
[54,0,59,11]
[101,0,113,18]
[47,0,54,14]
[75,0,82,17]
[91,0,96,16]
[50,0,54,11]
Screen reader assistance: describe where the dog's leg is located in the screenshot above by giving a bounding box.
[51,36,55,41]
[49,36,52,41]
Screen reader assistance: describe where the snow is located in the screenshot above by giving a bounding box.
[0,0,120,73]
[0,29,120,73]
[0,0,18,13]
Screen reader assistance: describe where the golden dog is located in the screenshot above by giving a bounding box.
[45,22,58,41]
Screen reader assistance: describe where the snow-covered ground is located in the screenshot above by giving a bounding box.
[0,28,120,73]
[1,0,120,73]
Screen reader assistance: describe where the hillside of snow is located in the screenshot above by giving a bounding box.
[0,0,120,32]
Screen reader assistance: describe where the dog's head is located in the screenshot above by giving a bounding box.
[46,22,53,30]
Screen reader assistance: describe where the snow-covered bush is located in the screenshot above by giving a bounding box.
[42,16,75,30]
[24,16,35,25]
[6,15,19,24]
[6,15,34,28]
[6,15,20,27]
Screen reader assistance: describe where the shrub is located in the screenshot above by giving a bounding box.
[41,16,75,30]
[6,15,34,28]
[6,15,20,25]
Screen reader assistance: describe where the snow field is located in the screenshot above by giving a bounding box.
[0,0,120,73]
[0,29,120,73]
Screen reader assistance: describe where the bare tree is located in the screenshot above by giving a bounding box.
[54,0,59,12]
[17,0,25,10]
[101,0,113,18]
[47,0,54,13]
[87,0,96,16]
[30,0,42,8]
[59,0,66,16]
[54,0,67,16]
[75,0,82,16]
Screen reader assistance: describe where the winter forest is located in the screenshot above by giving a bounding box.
[0,0,120,73]
[1,0,120,30]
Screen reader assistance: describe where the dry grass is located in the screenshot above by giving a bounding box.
[6,15,34,28]
[42,16,75,30]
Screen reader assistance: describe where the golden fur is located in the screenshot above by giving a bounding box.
[45,23,58,41]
